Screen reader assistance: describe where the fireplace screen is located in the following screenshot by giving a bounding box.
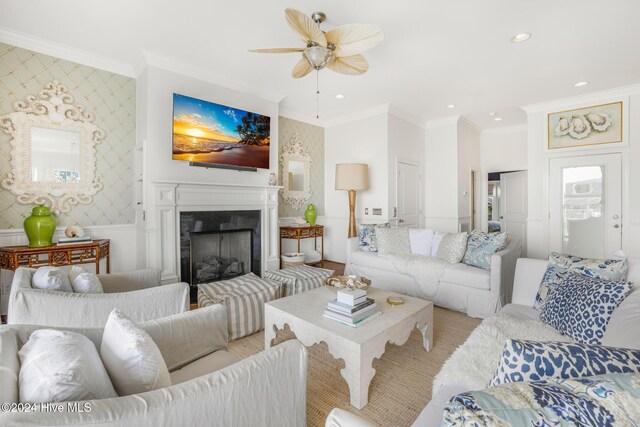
[190,229,253,285]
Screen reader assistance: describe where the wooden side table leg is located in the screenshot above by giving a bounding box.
[96,258,100,274]
[107,254,111,274]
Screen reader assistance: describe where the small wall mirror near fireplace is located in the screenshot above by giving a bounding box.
[0,80,105,214]
[280,133,312,209]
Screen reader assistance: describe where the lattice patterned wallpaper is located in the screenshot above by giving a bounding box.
[0,43,136,229]
[278,116,325,218]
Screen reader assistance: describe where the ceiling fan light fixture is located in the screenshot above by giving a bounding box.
[303,46,335,70]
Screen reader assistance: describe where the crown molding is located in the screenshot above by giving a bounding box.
[138,49,286,104]
[388,104,426,129]
[278,108,327,127]
[482,123,527,135]
[458,116,482,134]
[323,103,390,128]
[0,27,136,77]
[424,115,460,129]
[521,83,640,114]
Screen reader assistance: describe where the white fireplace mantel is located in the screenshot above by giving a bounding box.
[146,180,282,283]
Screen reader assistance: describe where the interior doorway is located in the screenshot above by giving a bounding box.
[486,170,528,256]
[396,160,421,228]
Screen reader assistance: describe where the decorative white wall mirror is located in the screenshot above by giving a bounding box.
[0,80,105,214]
[280,133,312,209]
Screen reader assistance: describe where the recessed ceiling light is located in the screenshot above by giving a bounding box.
[335,94,345,99]
[511,32,531,43]
[494,117,503,121]
[574,81,589,87]
[447,104,456,109]
[489,112,497,117]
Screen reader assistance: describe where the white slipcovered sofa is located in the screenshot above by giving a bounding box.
[8,267,190,328]
[345,236,521,318]
[329,255,640,427]
[0,305,308,426]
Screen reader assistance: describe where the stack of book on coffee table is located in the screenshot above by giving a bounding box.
[323,288,381,327]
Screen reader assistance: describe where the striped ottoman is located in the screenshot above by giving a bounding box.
[264,265,335,297]
[197,273,282,341]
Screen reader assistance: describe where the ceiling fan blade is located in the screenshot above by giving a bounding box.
[292,57,314,78]
[285,8,326,47]
[327,54,369,75]
[325,24,384,57]
[249,48,304,53]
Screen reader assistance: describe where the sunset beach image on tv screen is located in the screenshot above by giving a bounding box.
[172,93,270,169]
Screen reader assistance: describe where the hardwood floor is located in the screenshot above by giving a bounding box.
[189,261,346,310]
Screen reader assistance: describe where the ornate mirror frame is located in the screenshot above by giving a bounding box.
[0,81,105,214]
[280,133,312,209]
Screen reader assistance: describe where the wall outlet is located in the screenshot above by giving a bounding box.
[372,208,382,216]
[364,208,369,215]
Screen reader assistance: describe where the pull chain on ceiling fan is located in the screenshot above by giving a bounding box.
[250,8,384,118]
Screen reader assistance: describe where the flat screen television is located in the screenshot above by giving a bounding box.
[172,93,271,170]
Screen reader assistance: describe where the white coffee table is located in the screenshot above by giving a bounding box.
[264,286,433,409]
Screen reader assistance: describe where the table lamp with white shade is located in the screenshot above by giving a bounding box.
[335,163,369,238]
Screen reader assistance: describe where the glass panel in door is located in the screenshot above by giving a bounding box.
[561,166,604,258]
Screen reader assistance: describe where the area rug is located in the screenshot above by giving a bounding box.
[228,307,481,427]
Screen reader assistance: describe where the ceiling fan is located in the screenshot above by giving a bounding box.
[250,8,384,78]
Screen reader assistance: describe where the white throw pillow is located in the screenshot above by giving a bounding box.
[69,266,104,293]
[436,232,469,264]
[430,232,445,257]
[100,309,171,396]
[19,329,117,403]
[408,229,434,257]
[602,289,640,349]
[32,267,73,292]
[376,227,411,255]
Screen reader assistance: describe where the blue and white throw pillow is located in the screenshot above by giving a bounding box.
[539,273,633,345]
[444,372,640,426]
[488,339,640,387]
[357,223,390,252]
[461,231,509,270]
[533,252,629,309]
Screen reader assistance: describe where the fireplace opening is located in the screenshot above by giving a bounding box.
[190,229,253,284]
[180,210,261,302]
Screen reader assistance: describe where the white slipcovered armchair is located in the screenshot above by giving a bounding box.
[0,305,308,426]
[7,267,190,327]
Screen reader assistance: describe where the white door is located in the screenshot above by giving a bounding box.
[550,153,622,258]
[500,171,528,256]
[397,162,421,228]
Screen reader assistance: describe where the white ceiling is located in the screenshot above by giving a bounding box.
[2,0,640,129]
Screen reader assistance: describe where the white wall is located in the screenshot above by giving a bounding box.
[137,65,280,272]
[424,118,459,232]
[324,113,389,262]
[478,126,528,233]
[523,86,640,259]
[387,114,426,225]
[457,119,481,230]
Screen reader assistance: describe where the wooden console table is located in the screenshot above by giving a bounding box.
[0,239,110,273]
[280,225,324,267]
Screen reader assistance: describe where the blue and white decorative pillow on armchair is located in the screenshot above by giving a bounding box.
[533,252,628,309]
[539,272,632,345]
[488,339,640,387]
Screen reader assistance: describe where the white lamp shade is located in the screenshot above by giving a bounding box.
[335,163,369,190]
